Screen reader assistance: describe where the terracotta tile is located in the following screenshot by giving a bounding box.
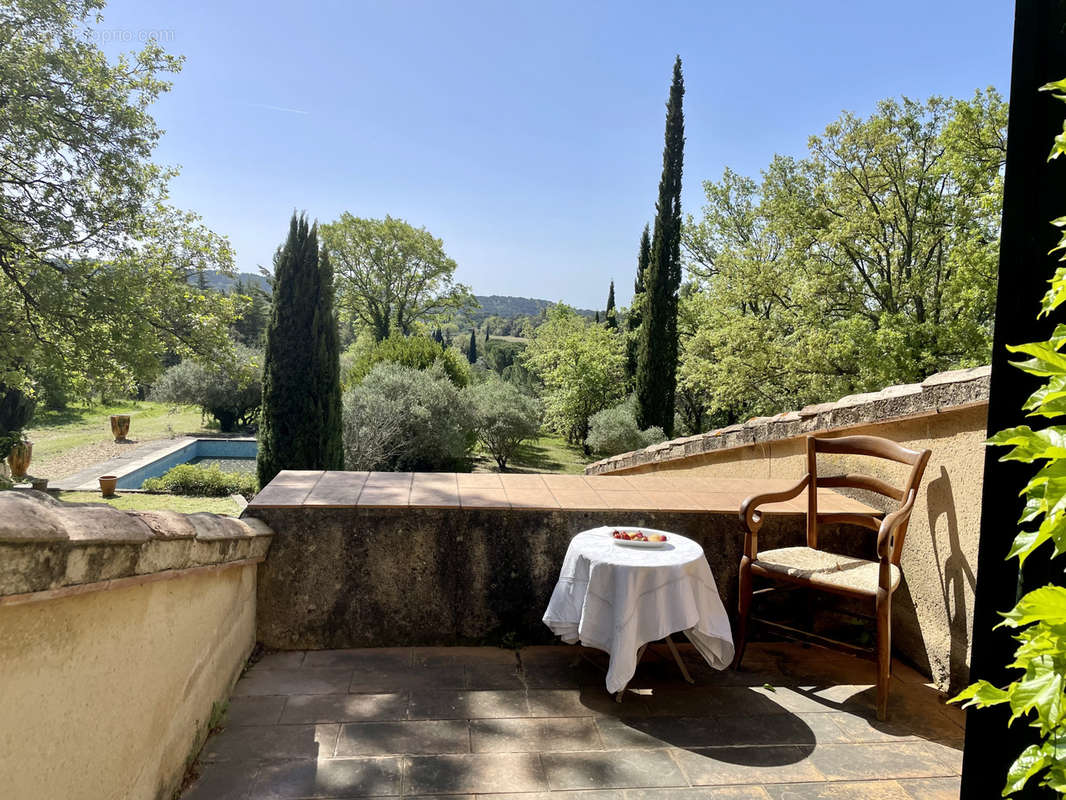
[357,484,411,507]
[593,490,656,510]
[541,474,589,490]
[551,491,611,510]
[499,474,549,490]
[410,474,460,508]
[583,475,637,490]
[689,492,748,513]
[248,484,317,507]
[504,489,560,509]
[459,487,511,509]
[305,471,369,506]
[365,471,414,487]
[639,490,709,512]
[271,469,327,486]
[626,474,684,491]
[456,473,503,488]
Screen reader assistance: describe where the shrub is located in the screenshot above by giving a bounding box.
[142,463,257,498]
[342,362,475,471]
[150,346,262,432]
[586,402,667,456]
[466,379,542,470]
[345,335,470,388]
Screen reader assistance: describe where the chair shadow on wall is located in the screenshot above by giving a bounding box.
[925,465,977,692]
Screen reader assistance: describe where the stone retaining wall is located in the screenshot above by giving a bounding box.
[0,491,273,800]
[586,366,991,693]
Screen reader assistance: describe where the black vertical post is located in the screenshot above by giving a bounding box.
[961,2,1066,797]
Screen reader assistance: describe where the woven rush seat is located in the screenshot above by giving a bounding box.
[754,546,900,594]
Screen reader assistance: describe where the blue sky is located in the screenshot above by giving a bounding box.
[96,0,1013,309]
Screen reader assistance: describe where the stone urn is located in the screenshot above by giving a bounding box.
[110,415,131,443]
[7,440,32,479]
[99,475,118,497]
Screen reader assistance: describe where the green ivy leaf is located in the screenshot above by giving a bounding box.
[951,679,1011,707]
[1004,744,1051,796]
[1001,587,1066,628]
[989,426,1066,462]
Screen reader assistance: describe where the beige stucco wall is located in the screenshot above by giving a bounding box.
[613,405,986,694]
[0,563,257,800]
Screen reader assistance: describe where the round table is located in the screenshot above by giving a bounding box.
[542,526,735,694]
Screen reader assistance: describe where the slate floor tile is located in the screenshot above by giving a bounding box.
[806,743,958,782]
[467,661,526,689]
[527,689,649,718]
[232,668,353,697]
[898,776,963,799]
[302,648,411,670]
[408,689,530,719]
[201,724,339,762]
[470,717,602,752]
[404,752,549,794]
[626,788,772,799]
[225,695,287,726]
[247,651,306,670]
[763,780,913,799]
[334,720,470,755]
[348,664,466,693]
[248,756,402,798]
[280,693,408,724]
[597,713,844,751]
[181,759,259,800]
[542,748,687,790]
[673,746,825,786]
[480,792,623,800]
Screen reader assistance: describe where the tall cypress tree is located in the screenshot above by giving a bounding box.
[468,328,478,364]
[625,225,651,381]
[257,213,343,488]
[635,56,684,437]
[605,280,617,329]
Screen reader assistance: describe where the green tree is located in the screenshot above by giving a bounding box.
[681,90,1007,421]
[321,214,474,341]
[231,277,271,347]
[344,334,470,388]
[0,1,240,396]
[605,281,617,329]
[466,379,542,470]
[625,225,651,382]
[636,57,685,437]
[468,329,478,364]
[523,305,626,447]
[257,214,343,487]
[151,346,263,432]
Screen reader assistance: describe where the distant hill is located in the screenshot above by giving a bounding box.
[196,273,595,320]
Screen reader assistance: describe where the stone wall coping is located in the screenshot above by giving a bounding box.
[0,490,273,598]
[586,365,991,475]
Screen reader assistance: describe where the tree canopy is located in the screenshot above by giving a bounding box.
[321,214,474,342]
[522,304,625,446]
[0,0,241,397]
[681,90,1007,423]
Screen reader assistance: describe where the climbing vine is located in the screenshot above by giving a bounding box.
[952,78,1066,797]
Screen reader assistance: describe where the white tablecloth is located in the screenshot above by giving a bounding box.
[542,526,734,693]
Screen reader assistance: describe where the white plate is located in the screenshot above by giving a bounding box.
[612,537,669,548]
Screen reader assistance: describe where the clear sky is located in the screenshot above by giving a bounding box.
[95,0,1013,309]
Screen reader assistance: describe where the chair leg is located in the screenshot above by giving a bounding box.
[733,555,753,669]
[876,590,892,721]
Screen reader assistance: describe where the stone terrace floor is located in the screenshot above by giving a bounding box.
[181,642,963,800]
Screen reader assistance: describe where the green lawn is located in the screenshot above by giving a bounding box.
[473,434,589,474]
[28,401,213,459]
[57,491,243,516]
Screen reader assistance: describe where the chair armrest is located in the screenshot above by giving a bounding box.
[739,474,811,559]
[876,489,918,560]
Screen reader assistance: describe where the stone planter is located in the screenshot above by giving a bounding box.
[110,415,131,442]
[99,475,118,497]
[7,441,32,479]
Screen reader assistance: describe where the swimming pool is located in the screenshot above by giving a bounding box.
[115,438,257,489]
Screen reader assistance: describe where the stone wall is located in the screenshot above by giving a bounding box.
[0,491,273,800]
[248,504,864,652]
[586,366,991,693]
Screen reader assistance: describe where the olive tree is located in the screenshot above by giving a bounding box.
[466,379,542,470]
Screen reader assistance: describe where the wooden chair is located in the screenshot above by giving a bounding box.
[733,434,931,720]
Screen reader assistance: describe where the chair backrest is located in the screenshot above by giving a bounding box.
[806,434,931,565]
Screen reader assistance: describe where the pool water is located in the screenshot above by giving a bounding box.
[116,438,258,489]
